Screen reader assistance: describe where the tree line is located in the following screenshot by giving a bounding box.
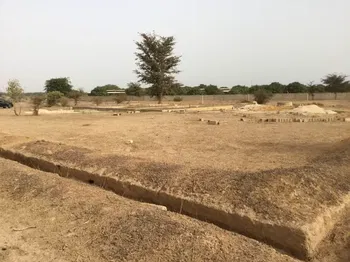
[4,32,350,107]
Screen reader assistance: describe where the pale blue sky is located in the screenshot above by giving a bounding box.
[0,0,349,92]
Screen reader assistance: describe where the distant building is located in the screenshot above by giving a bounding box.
[219,87,230,93]
[106,90,126,95]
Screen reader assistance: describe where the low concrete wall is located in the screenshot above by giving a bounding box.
[82,92,350,103]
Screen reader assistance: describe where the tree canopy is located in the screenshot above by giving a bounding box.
[90,84,120,96]
[44,77,73,95]
[134,32,181,103]
[6,79,24,116]
[125,82,145,97]
[6,79,24,103]
[322,74,349,94]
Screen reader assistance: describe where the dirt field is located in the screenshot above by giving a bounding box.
[0,100,349,261]
[0,158,299,262]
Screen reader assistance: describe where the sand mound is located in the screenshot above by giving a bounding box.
[292,105,337,115]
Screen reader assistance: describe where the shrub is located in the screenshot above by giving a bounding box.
[113,94,127,104]
[60,97,69,107]
[173,96,183,102]
[92,97,103,106]
[68,89,84,106]
[47,91,64,107]
[254,89,273,104]
[31,95,46,116]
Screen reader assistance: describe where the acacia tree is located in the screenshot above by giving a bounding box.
[322,73,349,99]
[134,33,181,104]
[6,79,24,116]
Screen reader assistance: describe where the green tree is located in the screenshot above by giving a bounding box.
[322,73,349,99]
[285,82,307,93]
[267,82,285,93]
[44,78,73,95]
[6,79,24,116]
[166,82,185,95]
[90,84,120,96]
[187,86,202,95]
[68,89,85,105]
[229,85,249,94]
[205,85,222,95]
[125,82,145,96]
[134,32,181,104]
[47,91,64,107]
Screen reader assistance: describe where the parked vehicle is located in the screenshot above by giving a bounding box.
[0,99,13,108]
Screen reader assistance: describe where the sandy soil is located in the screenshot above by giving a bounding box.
[0,109,349,173]
[0,158,299,262]
[0,102,349,261]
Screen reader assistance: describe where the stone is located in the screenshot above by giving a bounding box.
[199,118,205,122]
[344,118,350,122]
[208,120,220,125]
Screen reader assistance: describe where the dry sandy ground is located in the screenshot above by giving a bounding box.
[0,104,349,261]
[0,108,349,172]
[0,158,299,262]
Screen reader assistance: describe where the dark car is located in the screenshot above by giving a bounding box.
[0,99,13,108]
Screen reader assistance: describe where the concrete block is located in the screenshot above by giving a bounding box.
[208,120,220,125]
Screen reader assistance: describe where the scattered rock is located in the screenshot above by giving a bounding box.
[134,111,141,114]
[252,101,258,105]
[127,140,133,144]
[113,113,121,116]
[47,150,53,155]
[344,118,350,122]
[199,118,205,122]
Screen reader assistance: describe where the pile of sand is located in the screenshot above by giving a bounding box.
[238,104,263,111]
[292,105,337,115]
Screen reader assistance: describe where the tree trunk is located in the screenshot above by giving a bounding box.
[158,95,162,104]
[13,103,22,116]
[33,108,39,116]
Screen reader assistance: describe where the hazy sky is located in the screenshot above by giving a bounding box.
[1,0,349,92]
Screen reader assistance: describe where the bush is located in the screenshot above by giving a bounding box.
[173,96,183,102]
[31,95,46,116]
[68,89,84,106]
[92,97,103,106]
[113,94,127,104]
[47,91,64,107]
[254,89,273,104]
[60,97,69,107]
